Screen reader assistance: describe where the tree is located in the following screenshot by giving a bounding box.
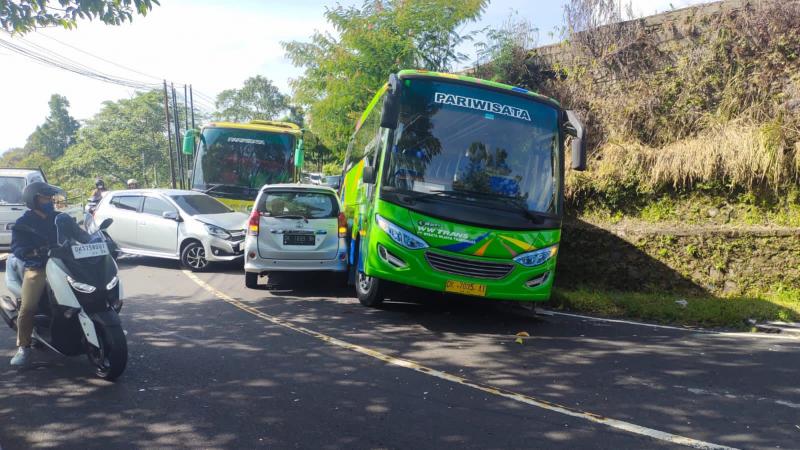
[1,0,159,34]
[283,0,487,160]
[50,90,170,196]
[25,94,80,159]
[214,76,289,122]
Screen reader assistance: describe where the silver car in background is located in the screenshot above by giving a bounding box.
[244,184,347,288]
[93,189,248,271]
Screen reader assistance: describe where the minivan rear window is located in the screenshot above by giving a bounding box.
[0,177,25,205]
[258,191,338,219]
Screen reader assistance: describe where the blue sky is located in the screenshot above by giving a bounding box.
[0,0,708,152]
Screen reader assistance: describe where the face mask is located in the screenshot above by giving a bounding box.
[39,202,55,214]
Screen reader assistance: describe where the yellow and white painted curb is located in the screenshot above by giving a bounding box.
[184,270,738,450]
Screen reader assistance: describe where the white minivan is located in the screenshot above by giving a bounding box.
[0,168,81,254]
[244,184,348,289]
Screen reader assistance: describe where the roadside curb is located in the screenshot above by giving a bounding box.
[754,322,800,336]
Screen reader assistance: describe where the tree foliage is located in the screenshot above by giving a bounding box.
[49,90,170,196]
[214,76,289,123]
[0,0,159,34]
[283,0,487,160]
[25,93,80,159]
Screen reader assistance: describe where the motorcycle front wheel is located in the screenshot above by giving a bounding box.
[87,323,128,381]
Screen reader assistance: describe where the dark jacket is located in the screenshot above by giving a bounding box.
[11,210,59,268]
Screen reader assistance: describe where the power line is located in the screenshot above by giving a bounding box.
[0,36,160,90]
[35,31,167,83]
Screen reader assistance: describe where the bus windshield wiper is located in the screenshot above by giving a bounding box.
[427,189,547,223]
[203,184,254,195]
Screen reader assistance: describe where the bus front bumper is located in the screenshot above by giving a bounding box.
[363,239,557,302]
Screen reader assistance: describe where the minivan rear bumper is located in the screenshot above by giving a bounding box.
[245,255,347,273]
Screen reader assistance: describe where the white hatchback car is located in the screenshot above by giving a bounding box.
[94,189,248,271]
[244,184,348,288]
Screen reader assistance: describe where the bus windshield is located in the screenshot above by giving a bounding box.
[383,78,561,216]
[192,127,295,200]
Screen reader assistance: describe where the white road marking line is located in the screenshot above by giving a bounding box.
[184,271,738,450]
[545,310,800,340]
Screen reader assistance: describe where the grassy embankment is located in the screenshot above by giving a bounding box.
[475,1,800,328]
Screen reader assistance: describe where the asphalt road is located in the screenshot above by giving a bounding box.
[0,256,798,449]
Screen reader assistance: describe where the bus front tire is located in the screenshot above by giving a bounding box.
[356,272,384,307]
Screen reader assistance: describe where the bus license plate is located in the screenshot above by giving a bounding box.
[445,280,487,297]
[72,242,109,259]
[284,234,315,246]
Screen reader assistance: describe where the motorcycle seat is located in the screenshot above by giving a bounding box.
[5,256,24,300]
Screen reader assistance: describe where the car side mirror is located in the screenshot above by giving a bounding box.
[182,129,196,155]
[565,110,586,171]
[99,218,113,230]
[162,211,180,221]
[362,165,376,185]
[380,74,401,130]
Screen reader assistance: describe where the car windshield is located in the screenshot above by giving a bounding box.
[0,177,25,205]
[192,127,295,199]
[171,194,232,215]
[257,191,338,219]
[383,78,561,215]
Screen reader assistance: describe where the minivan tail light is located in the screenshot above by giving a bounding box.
[338,212,347,238]
[248,210,260,236]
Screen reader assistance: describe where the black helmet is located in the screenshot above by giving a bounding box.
[95,178,105,188]
[22,181,59,210]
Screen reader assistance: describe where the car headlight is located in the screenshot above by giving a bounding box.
[106,276,119,290]
[375,214,428,250]
[66,275,96,293]
[513,245,558,267]
[204,223,231,239]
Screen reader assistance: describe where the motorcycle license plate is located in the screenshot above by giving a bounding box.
[72,242,109,259]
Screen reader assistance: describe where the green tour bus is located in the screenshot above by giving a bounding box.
[340,70,586,307]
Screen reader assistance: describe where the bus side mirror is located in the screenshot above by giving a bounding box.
[294,137,305,169]
[565,110,586,171]
[362,165,376,185]
[182,129,196,155]
[380,74,401,130]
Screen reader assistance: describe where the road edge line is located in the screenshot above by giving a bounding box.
[183,271,738,450]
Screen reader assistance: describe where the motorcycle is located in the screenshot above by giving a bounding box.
[0,213,127,380]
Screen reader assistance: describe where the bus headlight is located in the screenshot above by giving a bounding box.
[513,245,558,267]
[375,214,428,250]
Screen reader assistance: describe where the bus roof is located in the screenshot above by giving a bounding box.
[355,70,561,132]
[203,119,302,136]
[396,69,561,107]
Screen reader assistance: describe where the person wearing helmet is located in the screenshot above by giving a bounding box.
[126,179,139,189]
[8,182,60,366]
[90,178,107,203]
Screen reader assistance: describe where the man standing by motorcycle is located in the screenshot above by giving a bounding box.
[9,182,60,366]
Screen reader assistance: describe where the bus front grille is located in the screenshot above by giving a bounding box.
[424,252,514,280]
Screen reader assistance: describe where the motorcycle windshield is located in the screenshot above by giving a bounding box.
[54,213,116,292]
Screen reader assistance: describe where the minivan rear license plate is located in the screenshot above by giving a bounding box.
[445,280,487,297]
[284,234,315,246]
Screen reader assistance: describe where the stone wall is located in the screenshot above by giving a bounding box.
[556,221,800,296]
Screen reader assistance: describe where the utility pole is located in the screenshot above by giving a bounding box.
[189,84,196,129]
[171,83,184,189]
[184,84,191,175]
[163,80,176,189]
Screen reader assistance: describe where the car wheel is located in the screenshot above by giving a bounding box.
[356,272,384,307]
[181,241,209,272]
[245,272,259,289]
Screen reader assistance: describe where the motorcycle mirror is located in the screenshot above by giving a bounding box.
[99,218,113,230]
